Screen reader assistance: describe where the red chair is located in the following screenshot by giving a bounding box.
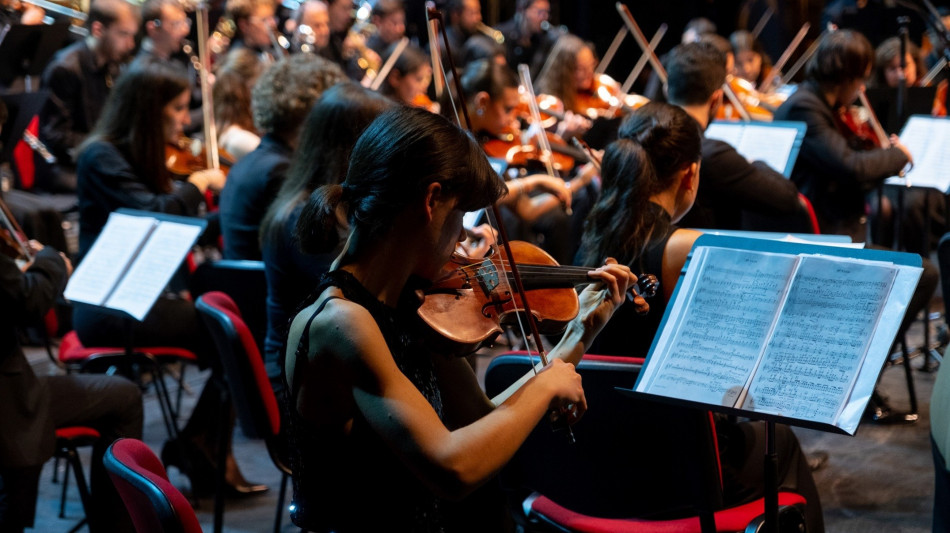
[484,353,808,533]
[58,330,199,440]
[797,193,821,234]
[104,438,202,533]
[53,426,99,533]
[195,291,290,533]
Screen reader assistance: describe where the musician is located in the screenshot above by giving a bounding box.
[213,48,264,162]
[442,0,492,67]
[289,0,330,54]
[534,33,594,117]
[664,41,802,231]
[321,0,380,81]
[496,0,558,78]
[37,0,140,193]
[71,60,270,499]
[259,82,392,397]
[0,239,143,533]
[225,0,280,63]
[284,105,643,532]
[219,54,345,260]
[575,102,825,533]
[730,29,772,88]
[0,0,43,26]
[365,0,405,57]
[379,43,436,111]
[872,37,923,89]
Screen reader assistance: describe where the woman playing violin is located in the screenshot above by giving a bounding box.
[284,106,644,532]
[378,42,439,113]
[576,101,826,533]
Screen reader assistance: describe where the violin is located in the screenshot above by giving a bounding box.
[717,75,779,121]
[165,136,234,178]
[418,241,658,354]
[575,73,649,119]
[410,92,441,114]
[0,196,34,268]
[481,129,577,173]
[835,89,889,151]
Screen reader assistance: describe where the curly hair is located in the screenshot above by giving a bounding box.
[251,53,346,136]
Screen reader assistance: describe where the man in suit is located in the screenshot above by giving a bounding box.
[0,236,143,532]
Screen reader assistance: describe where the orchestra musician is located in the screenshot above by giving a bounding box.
[68,61,269,501]
[213,48,264,162]
[365,0,406,57]
[259,82,392,399]
[219,54,346,260]
[872,36,924,89]
[664,41,803,232]
[322,0,381,81]
[496,0,558,78]
[224,0,281,63]
[37,0,140,193]
[575,101,825,533]
[442,0,496,68]
[378,43,438,112]
[283,104,644,532]
[289,0,331,54]
[773,29,941,410]
[730,29,772,88]
[0,0,44,27]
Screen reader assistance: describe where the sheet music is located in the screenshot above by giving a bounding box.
[704,122,801,177]
[641,247,798,406]
[104,222,203,321]
[64,213,155,306]
[742,256,897,423]
[887,116,950,191]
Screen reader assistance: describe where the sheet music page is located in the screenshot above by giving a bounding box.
[704,122,744,149]
[639,247,798,406]
[890,116,950,191]
[64,213,155,306]
[742,255,897,423]
[738,125,798,176]
[104,221,202,321]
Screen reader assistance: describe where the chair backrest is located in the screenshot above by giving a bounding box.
[195,291,280,441]
[104,438,202,533]
[485,353,722,522]
[190,260,267,351]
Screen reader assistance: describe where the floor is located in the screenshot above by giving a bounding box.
[24,308,946,532]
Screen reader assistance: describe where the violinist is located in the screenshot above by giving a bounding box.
[575,102,825,533]
[365,0,405,57]
[37,0,140,193]
[461,58,593,264]
[773,30,940,401]
[284,105,644,532]
[533,32,603,138]
[219,54,345,260]
[378,42,438,113]
[730,29,772,88]
[212,48,264,162]
[496,0,558,78]
[71,61,269,501]
[665,41,802,232]
[872,37,924,89]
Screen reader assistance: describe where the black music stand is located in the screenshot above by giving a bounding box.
[0,22,69,89]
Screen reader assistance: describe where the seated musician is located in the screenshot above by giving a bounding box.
[288,0,330,54]
[773,28,940,409]
[365,0,405,57]
[378,43,436,112]
[531,33,597,141]
[224,0,281,63]
[871,37,923,89]
[71,61,269,499]
[321,0,380,81]
[219,54,345,260]
[730,29,772,88]
[0,0,43,27]
[664,41,803,231]
[496,0,559,78]
[283,104,645,532]
[212,48,264,162]
[461,58,594,264]
[575,102,825,533]
[37,0,140,193]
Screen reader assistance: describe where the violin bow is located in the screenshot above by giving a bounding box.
[0,195,34,263]
[758,22,810,94]
[195,2,220,171]
[615,3,666,85]
[595,24,629,76]
[369,37,410,91]
[571,137,601,172]
[427,7,551,368]
[605,23,666,118]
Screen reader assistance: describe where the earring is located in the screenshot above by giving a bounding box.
[476,107,484,116]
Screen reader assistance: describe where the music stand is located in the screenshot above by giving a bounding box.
[0,22,69,89]
[865,86,937,133]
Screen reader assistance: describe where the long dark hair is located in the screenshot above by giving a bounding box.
[806,29,874,89]
[578,102,702,267]
[295,106,506,256]
[261,82,392,245]
[80,61,190,193]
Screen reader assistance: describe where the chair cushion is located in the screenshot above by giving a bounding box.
[58,331,199,364]
[54,426,101,441]
[531,492,807,533]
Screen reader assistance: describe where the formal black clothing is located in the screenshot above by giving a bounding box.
[0,249,143,532]
[773,81,908,241]
[678,137,802,231]
[365,33,390,58]
[74,140,204,263]
[286,269,447,532]
[260,205,337,382]
[320,30,366,81]
[496,18,557,79]
[219,134,291,260]
[39,40,115,166]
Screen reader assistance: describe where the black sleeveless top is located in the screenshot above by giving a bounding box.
[587,202,676,357]
[286,269,445,532]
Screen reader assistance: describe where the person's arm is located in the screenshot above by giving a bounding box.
[310,299,586,500]
[783,94,908,190]
[40,64,86,161]
[0,247,68,326]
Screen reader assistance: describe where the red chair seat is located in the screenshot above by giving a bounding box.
[55,426,101,442]
[530,492,807,533]
[58,331,199,364]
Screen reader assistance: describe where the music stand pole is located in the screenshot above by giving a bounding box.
[763,420,779,533]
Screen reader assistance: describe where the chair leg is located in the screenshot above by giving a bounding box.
[58,458,69,518]
[274,472,288,533]
[900,335,920,417]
